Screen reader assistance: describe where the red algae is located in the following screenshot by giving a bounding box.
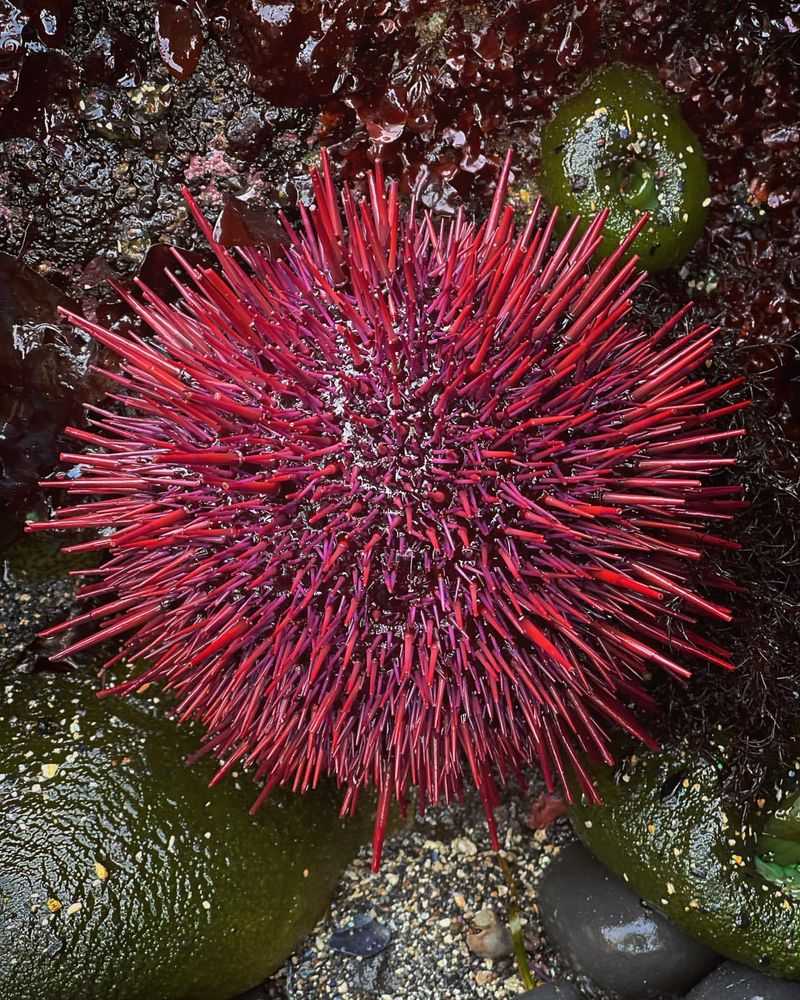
[155,1,206,81]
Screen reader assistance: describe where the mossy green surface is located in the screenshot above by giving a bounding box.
[0,667,372,1000]
[539,64,710,271]
[570,744,800,979]
[754,790,800,896]
[2,531,96,582]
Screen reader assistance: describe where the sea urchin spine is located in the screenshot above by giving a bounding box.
[32,150,746,868]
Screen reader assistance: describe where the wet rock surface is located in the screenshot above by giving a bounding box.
[0,0,312,542]
[0,0,311,278]
[687,961,800,1000]
[0,253,102,542]
[517,984,581,1000]
[537,843,720,999]
[233,983,288,1000]
[0,534,83,670]
[571,743,800,980]
[329,913,393,959]
[0,634,373,1000]
[1,4,799,997]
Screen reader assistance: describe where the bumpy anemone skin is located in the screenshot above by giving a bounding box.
[539,64,711,271]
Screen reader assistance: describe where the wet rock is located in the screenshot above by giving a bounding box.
[226,105,275,159]
[84,26,143,89]
[0,533,86,670]
[0,253,99,543]
[686,961,800,999]
[537,843,719,998]
[329,913,392,958]
[80,86,143,144]
[0,1,26,112]
[233,985,272,1000]
[26,0,72,47]
[0,2,77,139]
[0,667,373,1000]
[571,746,800,979]
[518,983,581,1000]
[466,908,513,960]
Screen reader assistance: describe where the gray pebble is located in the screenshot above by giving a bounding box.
[517,982,581,999]
[329,912,392,958]
[686,961,800,999]
[537,843,719,998]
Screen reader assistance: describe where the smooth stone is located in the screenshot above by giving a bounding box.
[517,983,581,999]
[687,961,800,999]
[329,913,393,958]
[537,843,719,998]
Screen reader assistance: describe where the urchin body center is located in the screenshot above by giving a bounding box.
[332,378,482,506]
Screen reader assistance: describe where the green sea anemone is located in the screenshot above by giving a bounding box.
[539,64,710,271]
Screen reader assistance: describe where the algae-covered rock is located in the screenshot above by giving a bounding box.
[570,744,800,980]
[539,64,710,271]
[0,667,372,1000]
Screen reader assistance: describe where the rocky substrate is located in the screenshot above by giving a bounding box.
[272,791,561,1000]
[2,3,800,998]
[261,804,800,1000]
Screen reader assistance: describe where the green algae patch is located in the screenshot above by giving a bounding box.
[539,64,710,271]
[755,790,800,897]
[3,530,96,583]
[0,667,373,1000]
[570,744,800,979]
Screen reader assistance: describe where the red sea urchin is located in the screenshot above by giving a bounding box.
[31,150,746,868]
